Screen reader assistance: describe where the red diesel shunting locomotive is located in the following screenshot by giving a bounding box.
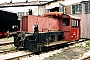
[14,12,81,52]
[21,12,81,41]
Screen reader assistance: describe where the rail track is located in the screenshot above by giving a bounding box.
[0,49,18,54]
[0,40,33,60]
[0,50,33,60]
[0,39,90,60]
[0,37,14,45]
[81,56,90,60]
[79,49,90,60]
[0,40,15,55]
[0,40,14,46]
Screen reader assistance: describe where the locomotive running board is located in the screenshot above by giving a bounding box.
[45,41,69,47]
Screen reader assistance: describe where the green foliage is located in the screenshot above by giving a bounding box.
[49,55,53,58]
[2,46,15,51]
[2,37,14,41]
[53,54,56,56]
[57,52,61,55]
[76,44,82,48]
[9,46,15,50]
[86,41,90,46]
[49,54,56,58]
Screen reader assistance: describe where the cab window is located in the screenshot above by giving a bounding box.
[62,18,70,26]
[72,20,77,28]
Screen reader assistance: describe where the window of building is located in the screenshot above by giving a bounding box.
[59,4,65,14]
[17,12,24,20]
[49,6,65,14]
[72,4,82,14]
[72,5,75,14]
[84,2,90,14]
[61,6,65,13]
[26,12,29,15]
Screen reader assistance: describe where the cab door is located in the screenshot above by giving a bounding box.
[71,20,79,40]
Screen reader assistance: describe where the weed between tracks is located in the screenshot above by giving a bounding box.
[1,45,15,51]
[57,52,61,55]
[76,44,82,48]
[86,41,90,46]
[0,37,14,41]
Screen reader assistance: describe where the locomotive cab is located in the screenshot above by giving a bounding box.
[61,14,81,41]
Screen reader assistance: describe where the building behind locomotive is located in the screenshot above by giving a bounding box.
[14,12,81,52]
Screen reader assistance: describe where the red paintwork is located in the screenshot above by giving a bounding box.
[4,32,7,36]
[71,28,77,40]
[61,26,71,41]
[0,32,3,36]
[70,19,80,41]
[21,13,81,41]
[22,15,60,32]
[0,32,7,37]
[22,16,28,31]
[60,17,80,41]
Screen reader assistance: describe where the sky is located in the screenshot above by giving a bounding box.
[0,0,53,4]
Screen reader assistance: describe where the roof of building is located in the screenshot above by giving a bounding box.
[0,1,47,8]
[63,0,89,6]
[0,0,65,8]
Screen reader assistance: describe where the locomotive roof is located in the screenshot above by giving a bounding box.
[44,12,63,17]
[44,12,81,20]
[69,15,81,20]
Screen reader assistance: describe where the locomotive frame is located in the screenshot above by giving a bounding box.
[14,12,81,52]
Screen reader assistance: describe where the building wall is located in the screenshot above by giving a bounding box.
[66,1,90,39]
[65,5,71,14]
[45,1,65,13]
[0,6,39,20]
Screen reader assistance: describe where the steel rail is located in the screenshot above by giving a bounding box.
[0,40,14,46]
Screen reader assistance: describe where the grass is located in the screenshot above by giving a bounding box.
[2,45,15,51]
[76,44,82,48]
[0,37,14,41]
[49,54,56,58]
[49,55,53,58]
[86,41,90,46]
[53,54,56,56]
[57,52,61,55]
[80,38,86,40]
[9,46,16,50]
